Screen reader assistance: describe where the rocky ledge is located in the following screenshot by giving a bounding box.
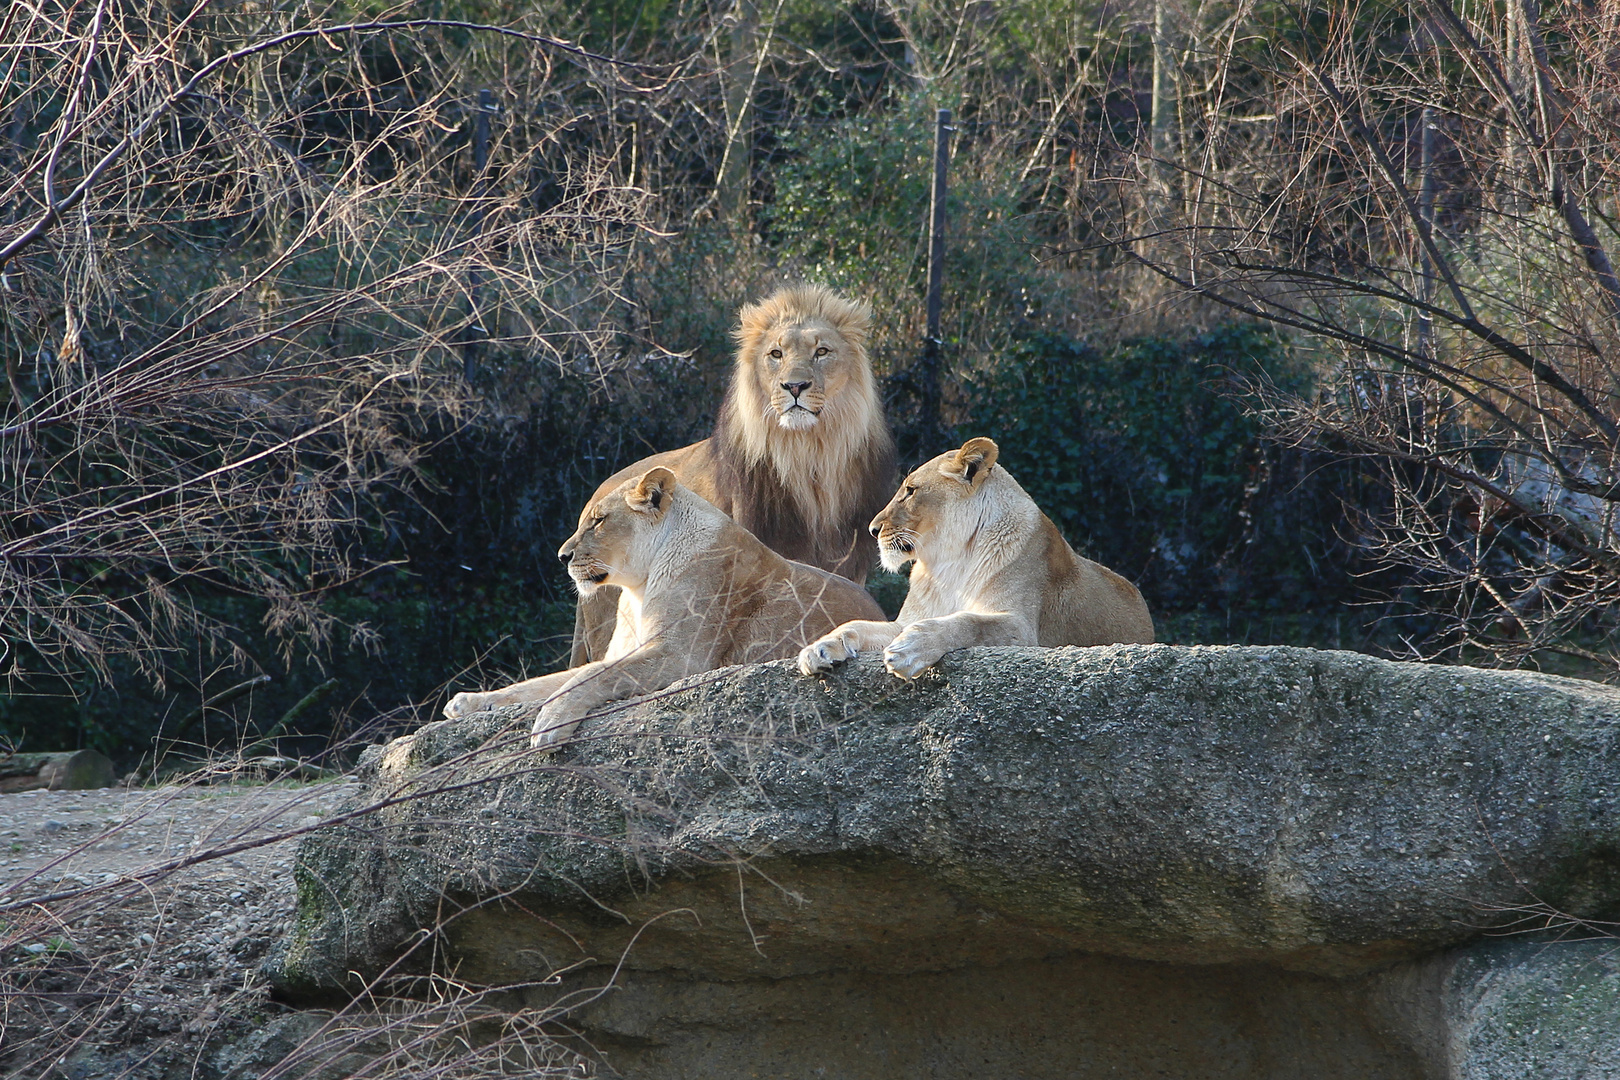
[269,645,1620,1079]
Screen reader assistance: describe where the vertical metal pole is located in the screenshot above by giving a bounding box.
[719,0,758,229]
[922,107,952,435]
[1416,27,1437,362]
[1150,0,1175,189]
[464,88,492,385]
[1417,107,1436,359]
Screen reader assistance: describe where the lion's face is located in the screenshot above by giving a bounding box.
[732,285,872,439]
[745,319,862,432]
[558,468,676,593]
[870,438,1000,572]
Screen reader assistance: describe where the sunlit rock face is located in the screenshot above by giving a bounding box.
[270,645,1620,1080]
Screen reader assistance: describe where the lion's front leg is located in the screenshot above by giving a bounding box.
[569,585,622,666]
[531,647,690,752]
[797,620,903,676]
[529,662,612,749]
[882,611,1033,680]
[530,692,594,752]
[443,671,572,720]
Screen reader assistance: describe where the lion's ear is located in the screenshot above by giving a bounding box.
[628,467,677,517]
[945,437,999,486]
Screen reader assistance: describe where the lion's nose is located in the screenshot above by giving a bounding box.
[781,380,811,398]
[869,522,882,538]
[558,548,573,564]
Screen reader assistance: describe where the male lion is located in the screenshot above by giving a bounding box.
[571,283,897,665]
[445,467,884,750]
[798,437,1154,681]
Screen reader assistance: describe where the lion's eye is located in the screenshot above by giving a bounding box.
[903,486,916,499]
[815,346,828,357]
[769,349,782,359]
[590,516,605,530]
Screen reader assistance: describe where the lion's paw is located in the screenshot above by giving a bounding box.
[882,628,945,681]
[443,692,487,720]
[530,701,585,753]
[798,633,857,676]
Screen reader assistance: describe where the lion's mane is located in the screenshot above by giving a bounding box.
[711,283,897,579]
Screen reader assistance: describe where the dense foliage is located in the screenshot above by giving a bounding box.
[11,0,1585,767]
[2,322,1386,763]
[965,328,1327,609]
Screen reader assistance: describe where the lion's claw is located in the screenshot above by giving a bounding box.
[882,628,943,681]
[798,638,851,675]
[443,692,485,720]
[530,699,587,752]
[798,630,863,676]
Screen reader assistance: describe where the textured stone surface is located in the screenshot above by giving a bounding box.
[1444,939,1620,1079]
[535,939,1620,1080]
[556,952,1433,1079]
[267,644,1620,1078]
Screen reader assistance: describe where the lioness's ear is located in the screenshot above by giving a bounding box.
[945,437,999,485]
[628,467,677,516]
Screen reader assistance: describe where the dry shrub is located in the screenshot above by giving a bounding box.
[0,3,675,691]
[1065,0,1620,670]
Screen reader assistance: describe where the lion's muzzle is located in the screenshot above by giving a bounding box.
[872,525,915,556]
[566,559,611,589]
[875,532,917,573]
[777,404,820,430]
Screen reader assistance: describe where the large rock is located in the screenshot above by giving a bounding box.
[0,748,116,792]
[269,645,1620,1078]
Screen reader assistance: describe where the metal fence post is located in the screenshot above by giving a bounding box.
[921,106,952,439]
[464,88,493,385]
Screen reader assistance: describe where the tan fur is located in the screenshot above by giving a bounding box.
[798,437,1154,681]
[571,284,897,665]
[445,467,884,750]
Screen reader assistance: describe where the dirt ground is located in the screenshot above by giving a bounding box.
[0,777,362,1079]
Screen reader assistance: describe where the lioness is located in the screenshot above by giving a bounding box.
[571,283,897,665]
[445,467,884,749]
[798,437,1154,680]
